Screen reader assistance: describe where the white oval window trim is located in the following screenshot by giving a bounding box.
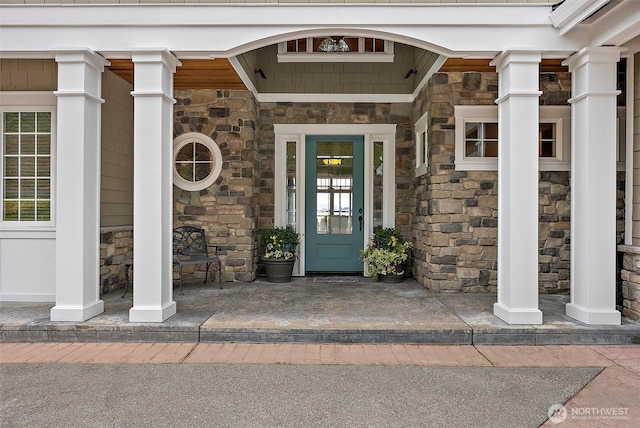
[173,132,223,191]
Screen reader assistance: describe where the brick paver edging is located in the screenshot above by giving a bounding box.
[1,343,639,374]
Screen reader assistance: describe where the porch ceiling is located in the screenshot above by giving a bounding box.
[108,57,569,92]
[108,58,247,90]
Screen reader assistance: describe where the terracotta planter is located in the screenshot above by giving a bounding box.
[378,263,406,283]
[263,258,296,283]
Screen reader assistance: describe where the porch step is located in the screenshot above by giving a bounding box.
[199,328,472,344]
[197,326,640,345]
[3,324,639,345]
[0,323,201,343]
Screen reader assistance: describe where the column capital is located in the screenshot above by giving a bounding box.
[131,49,182,73]
[54,48,110,71]
[490,50,541,73]
[491,50,542,104]
[562,46,626,72]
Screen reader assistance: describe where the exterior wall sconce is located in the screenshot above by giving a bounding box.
[404,69,417,79]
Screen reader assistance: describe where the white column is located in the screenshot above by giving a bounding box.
[129,50,181,322]
[51,50,109,321]
[491,50,543,325]
[563,47,623,325]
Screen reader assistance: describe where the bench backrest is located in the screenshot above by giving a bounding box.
[173,226,209,257]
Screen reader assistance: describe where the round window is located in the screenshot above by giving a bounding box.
[173,133,222,191]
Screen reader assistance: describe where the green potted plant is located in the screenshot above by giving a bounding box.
[360,227,412,282]
[261,226,301,282]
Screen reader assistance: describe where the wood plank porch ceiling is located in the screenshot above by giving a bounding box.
[107,59,248,90]
[107,58,568,90]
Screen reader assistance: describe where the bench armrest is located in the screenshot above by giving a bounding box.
[207,245,221,254]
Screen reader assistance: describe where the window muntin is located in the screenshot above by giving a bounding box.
[175,142,213,182]
[173,133,222,192]
[3,111,52,222]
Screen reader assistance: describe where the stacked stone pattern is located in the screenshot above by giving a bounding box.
[412,71,625,293]
[173,90,259,282]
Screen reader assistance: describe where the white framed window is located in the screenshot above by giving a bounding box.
[173,133,222,192]
[1,92,56,227]
[414,112,428,177]
[454,105,571,171]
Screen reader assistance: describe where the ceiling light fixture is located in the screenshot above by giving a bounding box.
[319,37,350,53]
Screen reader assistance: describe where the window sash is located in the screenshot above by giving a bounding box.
[2,110,53,223]
[414,112,428,176]
[463,122,555,159]
[454,105,572,172]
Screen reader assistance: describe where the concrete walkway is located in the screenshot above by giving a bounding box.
[1,342,639,427]
[1,279,639,344]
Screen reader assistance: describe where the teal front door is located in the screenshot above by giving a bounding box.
[305,135,364,272]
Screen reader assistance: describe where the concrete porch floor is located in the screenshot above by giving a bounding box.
[1,278,639,344]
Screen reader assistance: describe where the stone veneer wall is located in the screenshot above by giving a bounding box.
[412,71,625,293]
[619,247,640,321]
[173,90,259,282]
[99,226,133,294]
[255,102,415,247]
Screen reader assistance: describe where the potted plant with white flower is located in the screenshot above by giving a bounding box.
[360,227,412,282]
[261,227,301,282]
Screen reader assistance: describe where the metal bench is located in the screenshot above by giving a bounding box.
[173,226,222,294]
[121,226,222,297]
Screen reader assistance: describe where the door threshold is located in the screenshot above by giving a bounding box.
[305,272,363,276]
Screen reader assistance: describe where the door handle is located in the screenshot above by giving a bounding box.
[358,215,363,231]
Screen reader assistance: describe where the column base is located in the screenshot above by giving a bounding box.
[50,300,104,322]
[494,303,543,325]
[129,301,177,323]
[566,303,621,325]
